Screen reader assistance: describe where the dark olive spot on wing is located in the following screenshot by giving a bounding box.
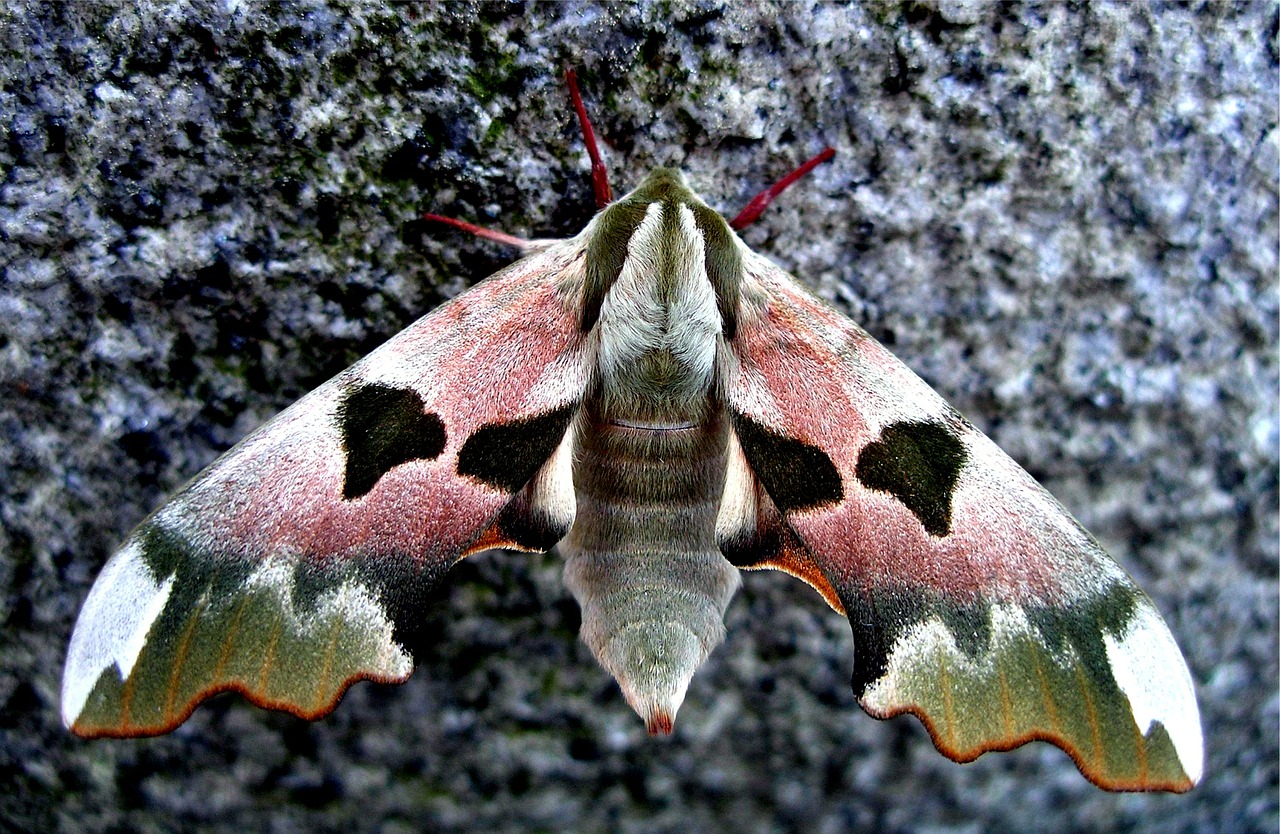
[456,405,576,493]
[731,413,843,514]
[855,420,966,537]
[338,383,447,500]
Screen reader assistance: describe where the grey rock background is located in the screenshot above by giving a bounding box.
[1,1,1275,832]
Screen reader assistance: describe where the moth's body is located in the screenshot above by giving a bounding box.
[562,174,742,731]
[63,104,1203,792]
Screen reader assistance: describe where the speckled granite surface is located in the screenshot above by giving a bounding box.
[1,2,1275,832]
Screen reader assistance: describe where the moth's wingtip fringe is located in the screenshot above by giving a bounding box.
[63,665,415,740]
[862,699,1198,793]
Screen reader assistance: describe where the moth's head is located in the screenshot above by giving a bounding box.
[623,168,696,203]
[580,168,742,339]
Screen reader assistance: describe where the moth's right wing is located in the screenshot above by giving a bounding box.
[64,241,592,737]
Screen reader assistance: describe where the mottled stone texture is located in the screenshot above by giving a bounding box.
[1,2,1275,832]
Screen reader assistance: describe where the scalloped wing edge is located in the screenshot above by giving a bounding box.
[854,593,1202,791]
[63,535,415,737]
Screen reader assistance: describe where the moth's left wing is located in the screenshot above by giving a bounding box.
[719,251,1202,792]
[64,243,590,737]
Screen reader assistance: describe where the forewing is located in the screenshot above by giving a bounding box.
[64,243,590,737]
[720,252,1202,791]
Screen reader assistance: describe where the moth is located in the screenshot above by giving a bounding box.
[63,71,1202,792]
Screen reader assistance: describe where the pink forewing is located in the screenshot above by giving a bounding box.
[730,253,1114,607]
[164,242,591,570]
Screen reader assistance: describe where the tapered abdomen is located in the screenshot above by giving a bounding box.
[561,402,741,733]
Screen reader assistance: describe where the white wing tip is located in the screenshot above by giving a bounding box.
[1104,603,1204,785]
[61,541,174,730]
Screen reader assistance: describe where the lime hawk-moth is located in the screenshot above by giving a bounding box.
[63,72,1202,792]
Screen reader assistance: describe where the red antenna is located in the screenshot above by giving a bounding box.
[566,69,613,208]
[729,147,835,230]
[419,213,528,249]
